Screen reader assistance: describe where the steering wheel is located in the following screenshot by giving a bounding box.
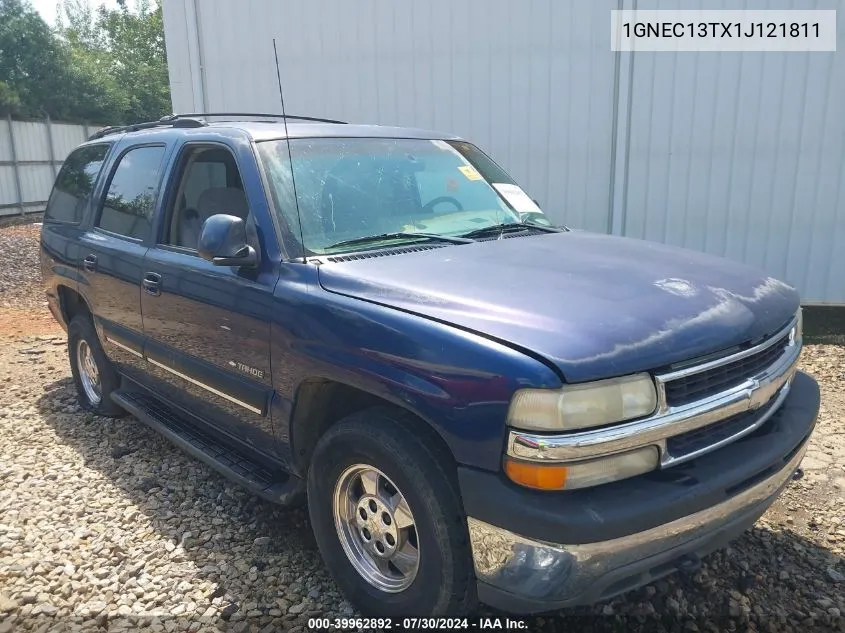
[422,196,463,213]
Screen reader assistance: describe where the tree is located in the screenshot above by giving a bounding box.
[0,80,22,114]
[0,0,170,123]
[93,0,170,122]
[0,0,76,118]
[57,0,128,123]
[58,0,170,123]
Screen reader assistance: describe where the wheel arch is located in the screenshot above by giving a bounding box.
[289,377,458,477]
[57,284,92,325]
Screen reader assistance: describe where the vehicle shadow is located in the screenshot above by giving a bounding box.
[34,377,845,633]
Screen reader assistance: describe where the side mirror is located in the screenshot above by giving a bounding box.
[198,214,258,267]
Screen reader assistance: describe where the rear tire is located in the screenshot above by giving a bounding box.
[67,316,125,417]
[307,407,476,617]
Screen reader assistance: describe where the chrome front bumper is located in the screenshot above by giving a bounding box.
[468,440,807,613]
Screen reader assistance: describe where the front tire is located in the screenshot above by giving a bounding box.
[307,407,476,617]
[67,316,125,417]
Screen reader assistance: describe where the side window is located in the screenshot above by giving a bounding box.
[162,146,247,250]
[97,145,166,241]
[45,144,109,224]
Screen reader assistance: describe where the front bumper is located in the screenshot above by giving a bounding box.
[462,371,819,613]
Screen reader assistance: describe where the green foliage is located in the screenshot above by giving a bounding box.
[91,0,170,122]
[0,0,170,124]
[0,80,22,113]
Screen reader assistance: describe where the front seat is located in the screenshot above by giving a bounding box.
[196,187,249,222]
[178,187,249,249]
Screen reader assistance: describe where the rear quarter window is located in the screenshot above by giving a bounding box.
[44,144,110,224]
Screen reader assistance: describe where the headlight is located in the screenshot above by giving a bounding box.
[504,446,659,491]
[507,373,657,432]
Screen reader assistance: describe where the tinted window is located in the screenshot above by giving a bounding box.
[98,146,165,240]
[45,145,109,223]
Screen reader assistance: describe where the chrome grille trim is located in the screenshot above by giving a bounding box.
[657,318,797,384]
[508,315,801,466]
[662,379,791,465]
[662,332,790,408]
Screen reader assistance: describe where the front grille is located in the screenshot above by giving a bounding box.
[664,331,790,408]
[666,395,779,458]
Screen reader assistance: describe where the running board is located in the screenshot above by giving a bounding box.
[111,390,304,506]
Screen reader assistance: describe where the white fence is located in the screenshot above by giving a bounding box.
[0,116,102,217]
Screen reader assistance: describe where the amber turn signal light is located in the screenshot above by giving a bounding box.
[504,458,569,490]
[505,446,659,491]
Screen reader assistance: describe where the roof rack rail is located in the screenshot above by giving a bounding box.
[86,112,346,141]
[177,112,347,124]
[88,115,206,140]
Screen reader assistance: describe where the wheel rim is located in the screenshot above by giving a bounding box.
[333,464,420,593]
[76,339,102,405]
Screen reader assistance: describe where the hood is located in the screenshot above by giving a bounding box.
[317,232,799,382]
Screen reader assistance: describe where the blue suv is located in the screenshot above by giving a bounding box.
[40,114,819,617]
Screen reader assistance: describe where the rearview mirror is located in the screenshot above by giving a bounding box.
[198,214,258,267]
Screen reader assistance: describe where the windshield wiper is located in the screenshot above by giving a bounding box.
[324,232,474,251]
[458,222,563,240]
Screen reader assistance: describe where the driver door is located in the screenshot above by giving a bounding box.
[140,141,278,456]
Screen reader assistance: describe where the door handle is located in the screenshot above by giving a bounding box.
[142,272,162,297]
[83,254,98,272]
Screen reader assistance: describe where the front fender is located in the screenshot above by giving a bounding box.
[270,267,562,472]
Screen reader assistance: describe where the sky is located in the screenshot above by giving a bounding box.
[29,0,121,26]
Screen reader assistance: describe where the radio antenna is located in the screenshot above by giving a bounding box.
[273,38,306,262]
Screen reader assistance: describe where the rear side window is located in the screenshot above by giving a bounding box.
[97,145,166,240]
[45,145,109,224]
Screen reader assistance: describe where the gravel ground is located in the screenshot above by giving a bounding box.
[0,224,844,632]
[0,223,44,311]
[0,221,58,338]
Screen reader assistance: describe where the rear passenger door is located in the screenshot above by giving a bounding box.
[78,143,169,378]
[41,144,111,321]
[139,141,278,456]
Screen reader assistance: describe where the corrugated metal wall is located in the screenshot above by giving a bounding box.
[163,0,845,304]
[164,0,618,234]
[0,117,95,217]
[616,0,845,305]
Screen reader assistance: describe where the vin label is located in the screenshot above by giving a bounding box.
[611,10,836,52]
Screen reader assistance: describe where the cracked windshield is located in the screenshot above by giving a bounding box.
[258,138,551,254]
